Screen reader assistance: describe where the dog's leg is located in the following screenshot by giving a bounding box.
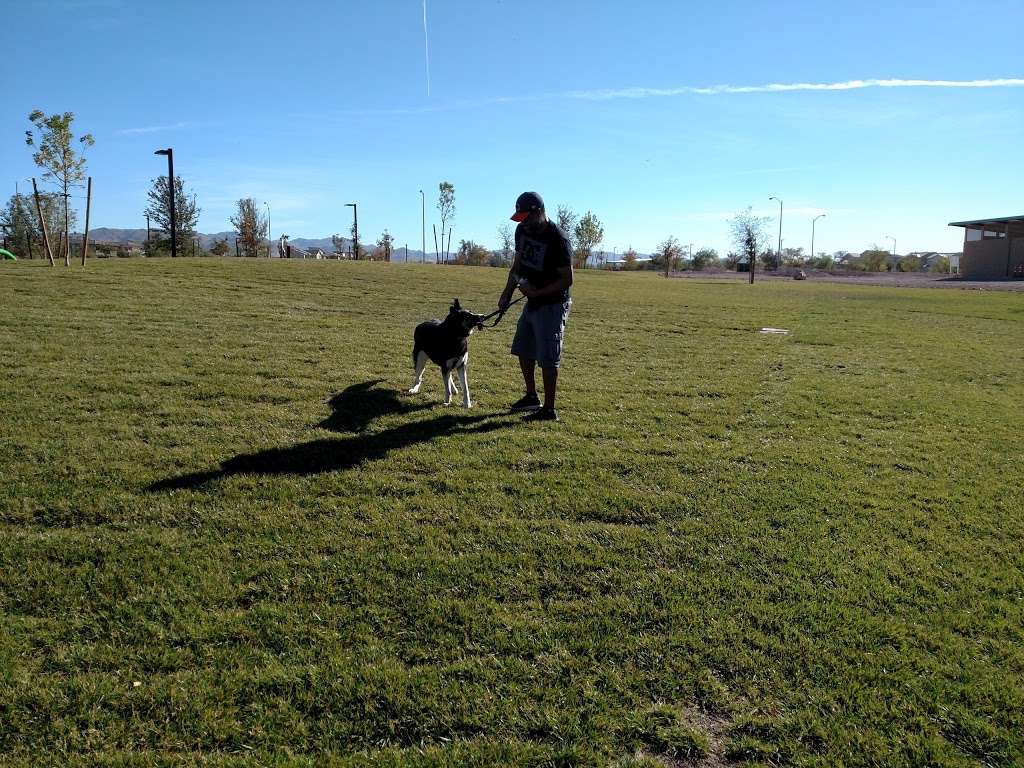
[408,349,428,394]
[441,365,453,405]
[458,355,471,408]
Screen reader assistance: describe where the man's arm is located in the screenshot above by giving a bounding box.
[519,265,572,300]
[498,249,522,310]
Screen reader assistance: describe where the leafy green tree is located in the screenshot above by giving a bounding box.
[456,239,490,266]
[810,252,834,270]
[573,211,604,268]
[759,249,780,270]
[230,198,267,258]
[930,255,952,274]
[374,230,395,261]
[3,191,73,258]
[897,254,922,272]
[1,194,41,258]
[654,236,684,277]
[145,176,200,255]
[622,246,638,270]
[692,247,719,270]
[210,238,230,257]
[25,110,94,265]
[781,247,805,266]
[860,249,889,272]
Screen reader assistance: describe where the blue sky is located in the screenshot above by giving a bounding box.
[4,0,1023,256]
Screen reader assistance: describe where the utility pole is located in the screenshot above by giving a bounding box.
[154,148,176,258]
[811,214,826,266]
[769,196,782,270]
[264,201,271,257]
[419,189,425,263]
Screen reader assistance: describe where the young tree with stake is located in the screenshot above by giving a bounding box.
[25,110,94,266]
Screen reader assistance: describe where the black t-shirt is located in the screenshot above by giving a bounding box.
[515,221,572,308]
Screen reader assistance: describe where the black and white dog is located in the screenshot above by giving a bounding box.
[408,299,485,408]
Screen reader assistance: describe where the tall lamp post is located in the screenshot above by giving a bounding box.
[886,235,896,270]
[768,196,783,270]
[264,201,271,257]
[811,214,825,265]
[154,148,176,258]
[346,203,358,260]
[419,189,425,263]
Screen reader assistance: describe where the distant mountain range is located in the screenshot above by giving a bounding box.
[79,228,645,262]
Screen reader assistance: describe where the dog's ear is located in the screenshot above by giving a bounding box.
[452,298,461,310]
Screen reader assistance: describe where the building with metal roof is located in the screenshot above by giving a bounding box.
[948,215,1024,279]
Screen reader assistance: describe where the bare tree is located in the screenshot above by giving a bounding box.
[437,181,455,262]
[729,206,770,283]
[556,205,577,253]
[497,223,514,267]
[231,198,268,258]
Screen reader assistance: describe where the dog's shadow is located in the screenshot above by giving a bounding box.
[318,378,431,433]
[148,380,509,492]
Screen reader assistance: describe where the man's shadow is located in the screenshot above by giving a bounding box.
[149,380,510,492]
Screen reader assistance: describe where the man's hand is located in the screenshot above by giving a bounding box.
[517,281,539,299]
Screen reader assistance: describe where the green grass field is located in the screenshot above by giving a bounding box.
[2,258,1022,767]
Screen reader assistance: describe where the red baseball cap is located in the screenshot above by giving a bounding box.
[511,191,544,222]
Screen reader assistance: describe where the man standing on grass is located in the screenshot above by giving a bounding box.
[497,191,574,422]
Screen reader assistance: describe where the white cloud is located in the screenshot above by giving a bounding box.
[115,122,190,136]
[565,78,1024,100]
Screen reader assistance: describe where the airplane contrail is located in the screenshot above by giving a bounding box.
[422,0,431,97]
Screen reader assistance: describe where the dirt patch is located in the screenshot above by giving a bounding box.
[679,707,732,767]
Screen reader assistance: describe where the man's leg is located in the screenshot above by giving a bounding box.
[519,356,537,395]
[541,366,558,409]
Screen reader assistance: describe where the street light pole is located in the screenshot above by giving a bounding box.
[154,148,176,258]
[346,203,358,259]
[769,196,782,270]
[264,201,271,257]
[419,189,425,263]
[811,214,825,265]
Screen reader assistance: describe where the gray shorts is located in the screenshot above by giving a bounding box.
[510,299,571,369]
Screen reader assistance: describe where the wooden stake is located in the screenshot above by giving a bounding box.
[81,177,92,267]
[62,189,70,267]
[32,178,55,266]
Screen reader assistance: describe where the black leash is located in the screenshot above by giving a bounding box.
[477,294,526,328]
